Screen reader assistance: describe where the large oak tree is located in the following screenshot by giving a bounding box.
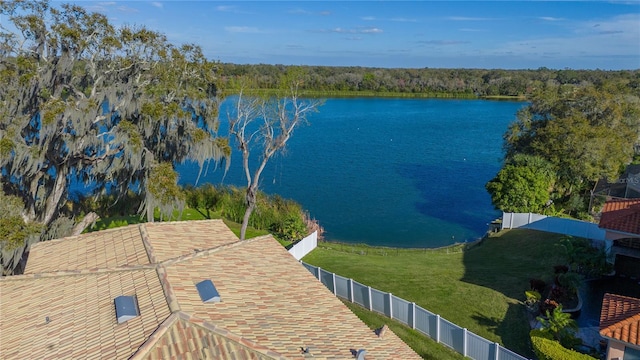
[0,0,229,273]
[495,81,640,217]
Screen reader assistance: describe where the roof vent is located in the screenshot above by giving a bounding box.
[356,349,367,360]
[196,279,221,303]
[114,295,139,324]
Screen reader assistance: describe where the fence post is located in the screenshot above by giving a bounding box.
[332,273,337,295]
[348,279,354,302]
[494,342,500,360]
[317,267,322,281]
[462,328,468,358]
[367,286,373,311]
[410,302,416,329]
[388,293,393,319]
[436,314,441,343]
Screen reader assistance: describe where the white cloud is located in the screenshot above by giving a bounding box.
[328,27,383,34]
[216,5,236,12]
[361,27,383,34]
[289,8,332,16]
[484,13,639,64]
[362,16,416,22]
[289,8,312,15]
[83,2,116,13]
[578,13,639,37]
[151,2,163,9]
[538,16,564,21]
[116,5,139,14]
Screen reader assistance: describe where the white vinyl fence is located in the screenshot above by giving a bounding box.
[301,262,529,360]
[288,231,318,260]
[501,212,607,241]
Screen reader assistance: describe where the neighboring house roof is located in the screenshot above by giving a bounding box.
[0,220,420,359]
[599,198,640,235]
[600,293,640,346]
[593,164,640,199]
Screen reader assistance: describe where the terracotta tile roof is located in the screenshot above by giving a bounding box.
[0,220,420,359]
[143,220,240,262]
[24,226,150,273]
[599,198,640,235]
[599,293,640,345]
[133,312,285,360]
[0,268,171,359]
[164,234,420,359]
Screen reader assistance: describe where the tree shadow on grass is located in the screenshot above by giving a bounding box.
[472,304,535,359]
[471,305,535,359]
[462,230,564,298]
[461,229,566,357]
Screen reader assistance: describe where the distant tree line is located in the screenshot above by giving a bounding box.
[219,64,640,98]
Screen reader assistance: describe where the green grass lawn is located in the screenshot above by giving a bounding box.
[302,229,566,358]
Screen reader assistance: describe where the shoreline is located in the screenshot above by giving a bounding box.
[244,88,527,101]
[315,231,491,252]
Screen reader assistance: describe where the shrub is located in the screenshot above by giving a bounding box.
[537,305,581,349]
[540,299,558,314]
[556,272,583,296]
[530,330,596,360]
[183,183,311,242]
[525,290,542,314]
[557,236,613,277]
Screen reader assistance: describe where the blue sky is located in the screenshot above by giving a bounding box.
[64,1,639,69]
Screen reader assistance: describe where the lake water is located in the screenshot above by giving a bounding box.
[176,98,526,248]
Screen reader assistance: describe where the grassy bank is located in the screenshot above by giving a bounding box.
[302,229,566,358]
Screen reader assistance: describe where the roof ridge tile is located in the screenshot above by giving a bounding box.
[0,265,158,281]
[159,234,271,266]
[138,224,158,264]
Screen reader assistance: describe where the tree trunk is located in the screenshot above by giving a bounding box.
[240,184,260,240]
[240,203,255,240]
[42,168,68,226]
[71,212,100,236]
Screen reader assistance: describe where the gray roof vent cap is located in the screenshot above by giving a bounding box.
[114,295,139,324]
[196,279,221,303]
[356,349,367,360]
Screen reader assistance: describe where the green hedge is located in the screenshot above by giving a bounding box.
[530,330,596,360]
